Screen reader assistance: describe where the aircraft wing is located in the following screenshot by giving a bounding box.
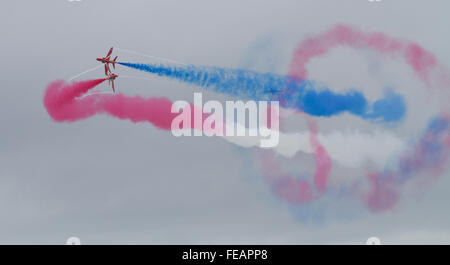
[106,47,113,58]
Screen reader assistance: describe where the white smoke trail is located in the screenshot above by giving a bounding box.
[176,125,404,168]
[225,127,404,168]
[68,65,103,81]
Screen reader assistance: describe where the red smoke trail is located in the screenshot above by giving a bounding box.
[289,24,439,86]
[308,121,332,194]
[44,79,106,122]
[363,172,399,212]
[44,79,209,131]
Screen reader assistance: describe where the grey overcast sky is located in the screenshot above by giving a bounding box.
[0,0,450,244]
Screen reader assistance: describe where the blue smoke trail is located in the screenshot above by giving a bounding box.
[119,62,406,122]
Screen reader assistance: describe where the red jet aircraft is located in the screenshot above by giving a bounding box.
[105,73,118,93]
[96,47,118,75]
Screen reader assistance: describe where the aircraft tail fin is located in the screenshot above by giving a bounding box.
[113,56,117,69]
